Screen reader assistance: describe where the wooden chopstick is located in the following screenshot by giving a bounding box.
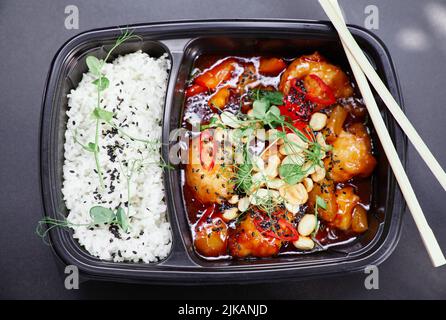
[318,0,446,193]
[319,0,446,267]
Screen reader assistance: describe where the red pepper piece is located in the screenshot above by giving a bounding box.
[253,215,299,242]
[199,129,217,171]
[276,219,300,241]
[304,74,336,106]
[195,204,217,230]
[278,78,314,121]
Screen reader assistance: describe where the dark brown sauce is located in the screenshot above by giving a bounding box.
[183,184,207,224]
[181,54,375,259]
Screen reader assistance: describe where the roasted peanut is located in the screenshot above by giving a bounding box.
[222,207,239,221]
[250,188,280,206]
[279,183,308,205]
[284,201,300,214]
[263,155,281,178]
[309,112,327,131]
[311,165,326,182]
[279,133,308,155]
[267,129,284,145]
[302,161,316,175]
[298,214,317,236]
[220,111,240,128]
[266,178,285,190]
[302,177,314,192]
[293,236,315,250]
[228,195,239,205]
[238,197,250,212]
[281,154,305,166]
[252,156,265,172]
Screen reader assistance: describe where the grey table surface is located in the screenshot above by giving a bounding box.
[1,0,446,299]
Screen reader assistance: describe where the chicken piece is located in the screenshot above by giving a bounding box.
[351,205,368,233]
[228,214,282,258]
[333,186,360,230]
[324,105,349,143]
[307,179,338,222]
[308,181,364,232]
[279,52,353,99]
[194,211,229,257]
[186,132,235,204]
[325,122,377,182]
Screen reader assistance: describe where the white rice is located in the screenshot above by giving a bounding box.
[62,51,172,263]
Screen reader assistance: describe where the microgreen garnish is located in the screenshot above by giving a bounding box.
[249,89,284,105]
[235,159,253,194]
[231,93,329,187]
[316,195,327,210]
[116,207,130,233]
[36,204,130,244]
[86,56,104,77]
[92,107,114,122]
[234,139,256,194]
[312,195,327,237]
[36,217,89,245]
[250,99,284,126]
[121,158,143,218]
[279,164,307,185]
[82,29,141,188]
[89,206,115,224]
[200,115,220,130]
[252,99,269,119]
[89,205,130,232]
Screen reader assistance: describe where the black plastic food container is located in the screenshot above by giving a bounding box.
[40,20,406,284]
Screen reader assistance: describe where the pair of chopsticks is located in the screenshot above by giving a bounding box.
[318,0,446,267]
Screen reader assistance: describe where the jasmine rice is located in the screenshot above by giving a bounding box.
[62,51,172,262]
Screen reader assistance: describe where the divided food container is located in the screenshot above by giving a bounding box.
[40,20,406,284]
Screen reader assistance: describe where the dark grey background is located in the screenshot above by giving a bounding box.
[1,0,446,299]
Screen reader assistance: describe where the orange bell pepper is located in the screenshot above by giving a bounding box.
[259,57,286,76]
[208,87,230,109]
[194,59,236,90]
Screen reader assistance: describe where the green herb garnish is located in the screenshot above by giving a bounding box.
[249,89,284,105]
[316,195,327,210]
[116,207,130,233]
[312,195,327,237]
[36,217,89,245]
[89,205,130,232]
[279,164,307,185]
[89,206,115,224]
[36,204,130,244]
[83,29,141,188]
[235,148,254,194]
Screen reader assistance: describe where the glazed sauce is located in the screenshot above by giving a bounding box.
[181,54,374,259]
